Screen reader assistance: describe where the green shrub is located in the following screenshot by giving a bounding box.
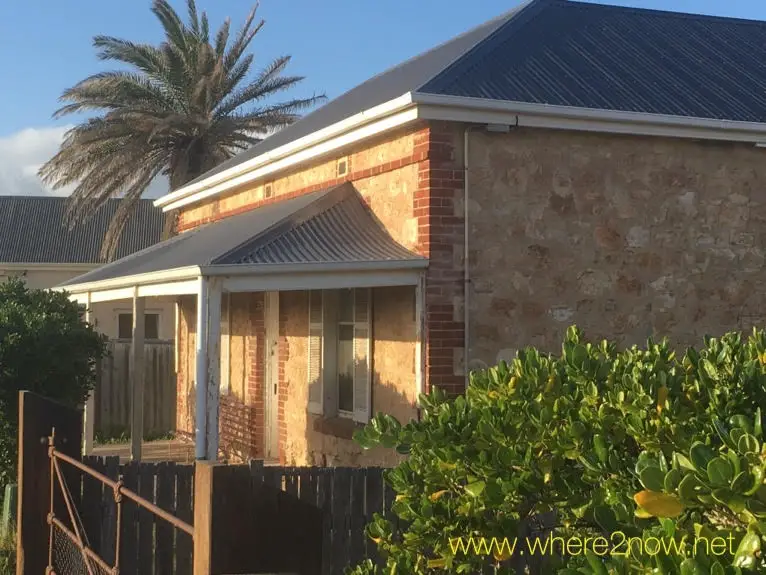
[0,278,107,487]
[0,526,15,575]
[351,326,766,574]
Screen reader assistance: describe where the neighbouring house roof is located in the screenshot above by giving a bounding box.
[0,196,164,264]
[183,0,766,189]
[60,184,426,287]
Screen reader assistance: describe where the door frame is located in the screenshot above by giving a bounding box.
[263,291,280,460]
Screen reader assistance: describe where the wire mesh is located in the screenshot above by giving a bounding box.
[51,524,112,575]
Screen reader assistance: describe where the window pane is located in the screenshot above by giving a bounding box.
[118,314,132,339]
[337,324,354,412]
[338,289,354,323]
[146,314,160,340]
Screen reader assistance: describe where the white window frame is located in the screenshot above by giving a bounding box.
[336,289,356,420]
[220,293,231,393]
[306,288,372,423]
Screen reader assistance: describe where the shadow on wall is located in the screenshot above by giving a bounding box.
[295,286,419,467]
[303,367,417,468]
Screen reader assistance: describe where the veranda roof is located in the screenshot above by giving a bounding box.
[58,183,426,293]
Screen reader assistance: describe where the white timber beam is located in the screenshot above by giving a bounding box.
[82,292,95,455]
[221,269,423,293]
[194,277,209,459]
[205,278,222,461]
[130,290,146,461]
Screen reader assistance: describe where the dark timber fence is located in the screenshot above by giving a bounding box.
[71,457,392,575]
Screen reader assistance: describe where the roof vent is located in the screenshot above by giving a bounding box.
[337,158,348,177]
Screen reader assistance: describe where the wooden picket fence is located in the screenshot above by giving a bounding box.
[94,340,176,438]
[70,456,392,574]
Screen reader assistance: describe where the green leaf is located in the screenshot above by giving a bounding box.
[584,551,608,575]
[680,558,706,575]
[353,429,379,450]
[731,471,750,493]
[679,474,705,503]
[707,458,734,487]
[690,442,716,472]
[729,414,754,434]
[675,452,696,472]
[702,359,719,380]
[756,407,763,440]
[712,488,746,513]
[572,344,589,368]
[745,467,765,496]
[640,466,666,492]
[733,531,761,570]
[464,481,486,497]
[593,435,608,464]
[665,468,683,492]
[737,433,760,455]
[594,505,618,532]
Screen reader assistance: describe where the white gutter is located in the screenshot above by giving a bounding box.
[201,259,427,277]
[413,93,766,142]
[155,93,416,211]
[52,266,202,294]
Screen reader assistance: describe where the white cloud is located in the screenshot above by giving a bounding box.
[0,126,168,198]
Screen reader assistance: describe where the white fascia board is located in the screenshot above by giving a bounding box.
[52,266,201,295]
[203,259,427,278]
[222,268,423,293]
[413,93,766,143]
[154,93,416,211]
[137,279,200,297]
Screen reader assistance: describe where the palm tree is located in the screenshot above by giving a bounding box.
[40,0,325,261]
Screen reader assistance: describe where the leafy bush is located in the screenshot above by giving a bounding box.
[0,526,15,575]
[0,278,107,486]
[351,326,766,574]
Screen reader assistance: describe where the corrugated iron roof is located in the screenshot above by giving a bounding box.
[420,0,766,122]
[0,196,164,264]
[185,0,766,189]
[60,184,425,287]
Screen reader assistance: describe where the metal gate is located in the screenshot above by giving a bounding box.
[45,429,194,575]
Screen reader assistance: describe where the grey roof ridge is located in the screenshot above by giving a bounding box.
[211,183,355,265]
[566,0,766,26]
[364,0,537,96]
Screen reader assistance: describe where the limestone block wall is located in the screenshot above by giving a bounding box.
[466,128,766,368]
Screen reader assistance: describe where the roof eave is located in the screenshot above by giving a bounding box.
[153,91,766,215]
[53,265,202,295]
[155,93,417,212]
[412,92,766,142]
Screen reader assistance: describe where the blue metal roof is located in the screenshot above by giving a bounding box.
[420,0,766,123]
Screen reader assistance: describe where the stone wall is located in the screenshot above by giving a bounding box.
[466,127,766,367]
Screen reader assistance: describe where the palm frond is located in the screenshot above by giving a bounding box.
[41,0,323,260]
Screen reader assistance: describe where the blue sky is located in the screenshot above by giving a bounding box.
[0,0,764,195]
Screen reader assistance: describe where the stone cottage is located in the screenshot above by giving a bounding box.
[58,0,766,465]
